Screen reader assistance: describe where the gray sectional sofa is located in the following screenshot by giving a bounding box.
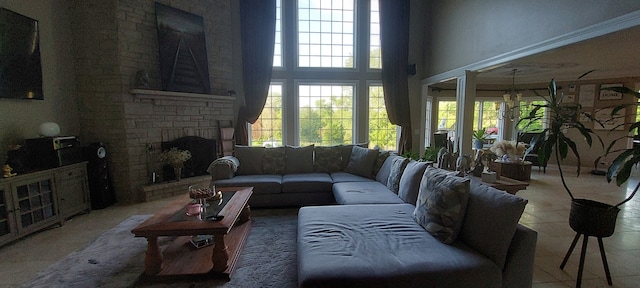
[207,144,537,287]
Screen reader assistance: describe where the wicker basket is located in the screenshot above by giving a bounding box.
[569,199,620,237]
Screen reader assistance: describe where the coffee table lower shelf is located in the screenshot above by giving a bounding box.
[136,219,253,284]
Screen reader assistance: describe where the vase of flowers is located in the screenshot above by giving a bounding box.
[159,147,192,181]
[489,140,526,163]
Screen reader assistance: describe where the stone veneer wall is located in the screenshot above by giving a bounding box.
[72,0,237,203]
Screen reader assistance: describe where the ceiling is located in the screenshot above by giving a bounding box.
[445,25,640,87]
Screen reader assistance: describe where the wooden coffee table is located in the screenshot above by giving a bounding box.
[131,186,253,283]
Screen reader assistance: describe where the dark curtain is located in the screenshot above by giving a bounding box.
[379,0,412,154]
[235,0,276,145]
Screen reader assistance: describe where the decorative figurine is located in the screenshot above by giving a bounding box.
[3,164,17,178]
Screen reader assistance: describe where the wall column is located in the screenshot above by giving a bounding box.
[455,71,477,157]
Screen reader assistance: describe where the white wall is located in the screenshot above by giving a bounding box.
[425,0,640,77]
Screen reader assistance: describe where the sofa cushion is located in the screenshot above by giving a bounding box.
[298,204,502,287]
[340,143,368,169]
[234,146,264,175]
[263,147,285,175]
[413,167,470,244]
[285,145,314,174]
[313,145,343,173]
[398,160,429,205]
[372,150,391,178]
[375,154,404,184]
[386,157,409,194]
[344,146,378,178]
[330,172,376,183]
[332,182,404,205]
[460,181,527,269]
[282,173,334,193]
[213,174,282,195]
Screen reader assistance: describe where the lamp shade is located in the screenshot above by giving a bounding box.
[38,122,60,137]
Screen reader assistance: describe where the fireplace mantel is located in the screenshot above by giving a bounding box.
[130,89,235,102]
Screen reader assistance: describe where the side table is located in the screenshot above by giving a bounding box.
[493,160,532,181]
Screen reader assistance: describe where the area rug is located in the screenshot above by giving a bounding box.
[24,211,298,288]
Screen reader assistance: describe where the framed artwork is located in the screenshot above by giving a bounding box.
[594,108,625,130]
[578,84,595,107]
[155,3,211,94]
[561,94,575,103]
[599,84,623,100]
[0,8,43,99]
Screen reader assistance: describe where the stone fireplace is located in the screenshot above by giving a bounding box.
[72,0,240,203]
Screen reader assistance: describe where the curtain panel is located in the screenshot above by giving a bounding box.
[379,0,412,154]
[235,0,277,145]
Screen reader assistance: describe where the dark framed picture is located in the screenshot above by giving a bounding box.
[155,3,210,94]
[599,83,623,100]
[0,8,43,100]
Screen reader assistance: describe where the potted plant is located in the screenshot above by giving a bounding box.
[472,128,489,150]
[517,72,640,287]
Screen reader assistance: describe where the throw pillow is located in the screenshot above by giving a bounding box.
[234,146,264,175]
[413,167,470,244]
[372,150,391,178]
[285,145,314,174]
[344,145,379,178]
[263,147,285,174]
[313,145,343,173]
[340,143,368,170]
[386,157,409,194]
[398,160,429,205]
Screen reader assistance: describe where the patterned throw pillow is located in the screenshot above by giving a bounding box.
[263,147,285,174]
[413,167,470,244]
[386,157,409,194]
[313,146,343,173]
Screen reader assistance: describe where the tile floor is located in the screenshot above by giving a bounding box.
[0,165,639,288]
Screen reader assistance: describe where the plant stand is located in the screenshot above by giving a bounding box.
[559,199,619,288]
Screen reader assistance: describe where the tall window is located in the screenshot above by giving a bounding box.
[369,0,381,69]
[297,0,355,68]
[273,0,283,67]
[251,0,393,149]
[473,101,500,137]
[250,84,283,147]
[517,100,546,132]
[298,84,353,145]
[369,85,397,149]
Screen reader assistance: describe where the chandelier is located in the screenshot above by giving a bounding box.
[500,69,522,121]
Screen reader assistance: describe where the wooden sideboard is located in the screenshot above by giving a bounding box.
[0,162,90,247]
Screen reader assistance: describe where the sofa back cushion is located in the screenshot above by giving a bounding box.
[460,181,528,269]
[344,145,378,178]
[413,167,470,244]
[340,143,368,170]
[386,157,409,194]
[263,147,285,174]
[372,150,391,178]
[235,146,264,175]
[313,145,343,173]
[375,155,403,184]
[398,160,429,205]
[285,145,314,174]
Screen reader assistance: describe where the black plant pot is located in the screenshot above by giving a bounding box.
[561,198,620,287]
[569,198,619,237]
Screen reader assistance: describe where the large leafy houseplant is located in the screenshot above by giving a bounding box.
[601,86,640,207]
[517,72,603,200]
[519,74,638,288]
